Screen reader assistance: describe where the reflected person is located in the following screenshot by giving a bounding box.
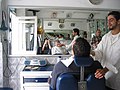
[51,40,67,55]
[41,38,52,54]
[60,28,80,54]
[91,29,102,49]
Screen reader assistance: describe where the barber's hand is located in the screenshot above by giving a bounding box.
[57,44,65,47]
[57,43,62,47]
[95,68,108,79]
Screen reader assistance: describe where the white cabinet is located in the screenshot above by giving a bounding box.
[24,87,49,90]
[20,71,52,90]
[20,65,54,90]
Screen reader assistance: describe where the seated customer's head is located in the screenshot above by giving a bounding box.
[54,40,61,47]
[72,37,91,57]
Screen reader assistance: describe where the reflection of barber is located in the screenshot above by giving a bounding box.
[61,28,79,54]
[52,40,67,55]
[42,38,52,54]
[59,28,79,54]
[66,28,79,50]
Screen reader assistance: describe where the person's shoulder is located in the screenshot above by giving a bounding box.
[105,31,111,36]
[74,35,80,40]
[52,46,56,49]
[102,31,111,39]
[74,35,79,38]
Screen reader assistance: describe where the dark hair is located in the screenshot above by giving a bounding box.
[73,37,91,57]
[83,31,87,35]
[54,40,60,43]
[59,34,64,37]
[108,11,120,21]
[44,38,48,40]
[73,28,80,36]
[56,34,59,37]
[96,29,101,32]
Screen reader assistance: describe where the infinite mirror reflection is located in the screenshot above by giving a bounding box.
[8,7,109,55]
[25,23,35,51]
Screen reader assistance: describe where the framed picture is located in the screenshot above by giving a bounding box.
[71,23,75,27]
[59,19,65,23]
[51,12,57,18]
[48,22,52,26]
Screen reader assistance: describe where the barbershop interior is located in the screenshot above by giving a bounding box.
[0,0,120,90]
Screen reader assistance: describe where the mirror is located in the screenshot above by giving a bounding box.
[8,7,109,55]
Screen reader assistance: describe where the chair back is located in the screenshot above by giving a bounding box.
[74,56,93,67]
[86,74,106,90]
[0,87,13,90]
[56,73,78,90]
[56,56,106,90]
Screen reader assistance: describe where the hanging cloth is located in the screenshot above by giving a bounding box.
[0,10,8,31]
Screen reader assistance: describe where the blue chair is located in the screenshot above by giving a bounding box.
[56,56,106,90]
[0,87,13,90]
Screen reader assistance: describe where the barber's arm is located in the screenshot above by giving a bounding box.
[90,50,109,79]
[95,61,118,79]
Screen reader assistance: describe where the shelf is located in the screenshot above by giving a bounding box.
[23,83,49,87]
[8,54,70,57]
[20,65,53,90]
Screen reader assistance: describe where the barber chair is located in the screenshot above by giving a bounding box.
[56,56,106,90]
[0,87,13,90]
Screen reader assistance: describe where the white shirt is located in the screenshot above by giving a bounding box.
[94,31,120,89]
[66,35,79,51]
[61,56,74,67]
[58,38,64,41]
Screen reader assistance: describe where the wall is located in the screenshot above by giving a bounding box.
[0,43,3,87]
[43,19,87,31]
[0,0,8,41]
[2,0,120,90]
[0,0,1,23]
[6,0,120,10]
[0,0,8,87]
[7,55,69,90]
[1,0,7,22]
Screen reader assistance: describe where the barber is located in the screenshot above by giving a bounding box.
[91,11,120,90]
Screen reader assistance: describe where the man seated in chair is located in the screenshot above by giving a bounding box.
[51,40,68,55]
[48,37,103,90]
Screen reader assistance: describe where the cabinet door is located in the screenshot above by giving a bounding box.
[24,87,49,90]
[11,16,37,55]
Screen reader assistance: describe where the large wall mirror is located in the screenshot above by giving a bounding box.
[8,7,109,56]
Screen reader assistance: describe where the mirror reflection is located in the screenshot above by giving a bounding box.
[25,23,35,51]
[8,7,109,55]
